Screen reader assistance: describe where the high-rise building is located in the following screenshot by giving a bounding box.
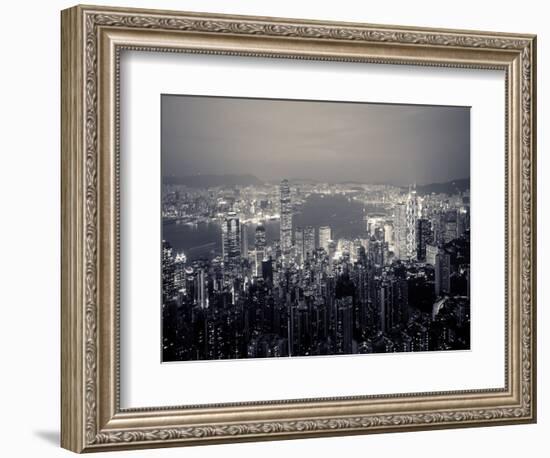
[162,240,176,302]
[405,186,420,259]
[426,244,439,266]
[304,226,316,259]
[431,211,444,246]
[262,258,273,284]
[279,179,292,260]
[377,279,393,334]
[294,226,304,264]
[435,249,451,297]
[221,212,241,275]
[254,224,266,276]
[240,224,249,260]
[376,276,408,333]
[443,210,458,244]
[327,240,337,262]
[457,207,469,237]
[351,239,363,263]
[366,215,385,237]
[173,252,186,292]
[394,203,407,260]
[416,218,432,261]
[369,237,385,267]
[194,267,208,309]
[383,222,394,252]
[334,297,353,354]
[319,226,331,252]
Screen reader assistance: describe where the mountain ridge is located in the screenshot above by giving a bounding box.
[163,174,263,187]
[163,174,469,193]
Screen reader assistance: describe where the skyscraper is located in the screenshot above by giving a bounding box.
[426,244,439,266]
[369,237,385,267]
[279,179,292,261]
[327,240,337,262]
[435,249,451,297]
[173,252,187,292]
[221,212,241,275]
[194,267,208,309]
[304,226,316,260]
[319,226,332,252]
[334,297,353,354]
[416,218,432,261]
[394,203,407,260]
[254,224,266,276]
[405,185,420,259]
[383,222,394,252]
[443,209,458,244]
[295,226,304,264]
[240,223,249,261]
[162,240,176,302]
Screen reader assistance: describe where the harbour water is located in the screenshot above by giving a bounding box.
[163,194,387,261]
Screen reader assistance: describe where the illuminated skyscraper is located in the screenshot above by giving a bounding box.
[319,226,332,252]
[295,226,304,264]
[394,203,407,260]
[405,185,420,259]
[304,226,316,260]
[162,240,176,302]
[194,267,208,309]
[426,244,439,266]
[240,224,249,260]
[254,224,266,276]
[279,179,292,261]
[383,222,394,252]
[221,212,241,275]
[173,252,187,292]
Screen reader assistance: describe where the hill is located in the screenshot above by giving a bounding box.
[163,174,263,188]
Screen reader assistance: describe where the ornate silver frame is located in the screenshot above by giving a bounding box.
[61,4,537,453]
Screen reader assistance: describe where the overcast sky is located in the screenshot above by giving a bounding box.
[161,95,470,186]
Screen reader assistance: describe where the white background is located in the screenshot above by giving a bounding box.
[121,53,505,407]
[0,1,546,457]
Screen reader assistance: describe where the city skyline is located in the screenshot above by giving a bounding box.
[161,94,470,363]
[162,95,470,186]
[162,176,470,361]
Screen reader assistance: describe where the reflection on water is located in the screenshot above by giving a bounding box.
[163,194,386,261]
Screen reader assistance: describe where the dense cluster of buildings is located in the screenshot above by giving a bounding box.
[162,179,470,361]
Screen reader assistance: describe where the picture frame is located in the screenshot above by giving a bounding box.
[61,4,537,453]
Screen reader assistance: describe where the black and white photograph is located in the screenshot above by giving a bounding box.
[161,95,471,362]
